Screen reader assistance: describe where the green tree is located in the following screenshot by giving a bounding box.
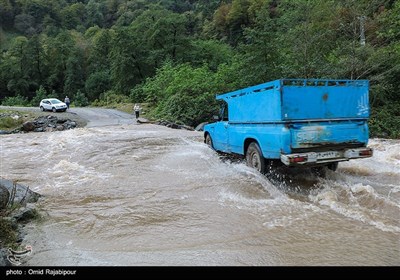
[14,13,36,35]
[24,0,60,31]
[188,39,234,71]
[130,6,190,68]
[115,0,148,26]
[26,35,47,90]
[84,28,114,100]
[42,15,60,36]
[73,90,89,107]
[239,1,282,84]
[276,0,339,78]
[374,0,400,97]
[206,0,264,46]
[85,0,105,28]
[110,27,146,94]
[0,62,8,100]
[60,3,86,30]
[87,28,114,73]
[4,36,30,97]
[0,0,14,29]
[31,85,48,106]
[213,57,248,93]
[226,0,252,45]
[104,0,124,27]
[64,47,86,98]
[85,70,111,101]
[46,31,75,94]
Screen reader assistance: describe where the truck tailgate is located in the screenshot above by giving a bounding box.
[290,121,369,150]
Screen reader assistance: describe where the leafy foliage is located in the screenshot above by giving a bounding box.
[73,90,89,107]
[1,95,29,106]
[141,63,217,126]
[30,85,48,106]
[369,103,400,138]
[0,114,23,130]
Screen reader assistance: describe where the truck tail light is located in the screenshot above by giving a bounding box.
[359,149,373,157]
[290,156,308,163]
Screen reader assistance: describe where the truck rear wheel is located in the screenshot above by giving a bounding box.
[327,162,338,171]
[246,142,266,174]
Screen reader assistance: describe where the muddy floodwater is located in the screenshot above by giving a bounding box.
[0,124,399,265]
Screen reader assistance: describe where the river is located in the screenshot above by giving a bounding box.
[0,121,399,265]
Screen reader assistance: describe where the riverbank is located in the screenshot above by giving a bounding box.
[0,179,41,266]
[0,106,87,133]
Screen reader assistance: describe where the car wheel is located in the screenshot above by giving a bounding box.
[52,107,56,113]
[205,134,214,149]
[246,142,265,174]
[40,106,45,112]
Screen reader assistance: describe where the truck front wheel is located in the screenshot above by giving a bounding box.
[205,134,214,149]
[246,142,266,174]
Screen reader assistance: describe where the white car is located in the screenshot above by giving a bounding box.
[39,98,67,112]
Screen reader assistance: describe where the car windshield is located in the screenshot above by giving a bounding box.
[49,99,62,104]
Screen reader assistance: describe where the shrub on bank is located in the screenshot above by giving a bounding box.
[369,104,400,138]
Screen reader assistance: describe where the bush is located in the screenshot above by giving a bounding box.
[91,90,130,107]
[0,116,23,130]
[85,71,111,101]
[130,84,146,103]
[73,90,89,107]
[369,104,400,138]
[142,63,220,126]
[1,95,29,106]
[30,85,48,106]
[0,218,17,247]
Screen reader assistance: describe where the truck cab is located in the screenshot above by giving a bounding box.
[204,79,373,173]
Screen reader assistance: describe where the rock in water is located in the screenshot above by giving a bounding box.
[22,121,35,132]
[0,184,10,209]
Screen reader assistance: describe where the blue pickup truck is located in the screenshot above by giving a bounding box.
[203,79,373,173]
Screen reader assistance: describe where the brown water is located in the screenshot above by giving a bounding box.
[1,124,399,265]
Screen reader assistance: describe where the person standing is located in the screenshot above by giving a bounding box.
[64,96,70,109]
[134,103,141,119]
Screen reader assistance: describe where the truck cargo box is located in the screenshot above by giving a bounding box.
[217,79,369,122]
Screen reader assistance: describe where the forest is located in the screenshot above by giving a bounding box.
[0,0,399,137]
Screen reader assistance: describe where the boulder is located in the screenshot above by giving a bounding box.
[66,121,77,128]
[56,118,67,124]
[0,179,41,206]
[13,204,37,222]
[0,249,7,267]
[0,184,10,209]
[195,122,208,131]
[22,121,35,132]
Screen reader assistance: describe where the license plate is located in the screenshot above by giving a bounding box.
[316,151,340,159]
